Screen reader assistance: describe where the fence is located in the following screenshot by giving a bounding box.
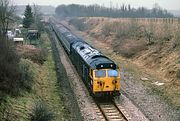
[116,18,180,24]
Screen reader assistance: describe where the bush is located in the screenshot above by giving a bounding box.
[37,47,48,64]
[0,34,21,96]
[19,60,34,92]
[31,102,54,121]
[0,34,34,97]
[26,47,47,65]
[19,45,48,65]
[101,23,113,37]
[68,18,87,31]
[101,21,142,39]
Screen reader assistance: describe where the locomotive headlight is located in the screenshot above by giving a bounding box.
[112,80,117,84]
[97,81,103,86]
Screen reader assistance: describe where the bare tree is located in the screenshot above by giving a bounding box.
[55,4,173,18]
[33,4,43,32]
[0,0,15,35]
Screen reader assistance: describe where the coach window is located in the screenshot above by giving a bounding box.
[108,69,118,77]
[95,70,106,78]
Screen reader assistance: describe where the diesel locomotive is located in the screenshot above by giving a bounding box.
[49,18,120,97]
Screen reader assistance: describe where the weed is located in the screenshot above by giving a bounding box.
[30,101,54,121]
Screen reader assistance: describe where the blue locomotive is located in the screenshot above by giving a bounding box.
[50,18,120,97]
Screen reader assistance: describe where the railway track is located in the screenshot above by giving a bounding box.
[93,100,131,121]
[49,22,132,121]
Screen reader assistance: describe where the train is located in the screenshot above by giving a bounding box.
[49,18,120,97]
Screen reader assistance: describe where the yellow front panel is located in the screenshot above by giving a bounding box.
[93,77,120,93]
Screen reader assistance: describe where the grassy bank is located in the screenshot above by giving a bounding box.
[68,17,180,109]
[0,33,68,121]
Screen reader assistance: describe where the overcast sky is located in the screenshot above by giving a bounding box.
[13,0,180,10]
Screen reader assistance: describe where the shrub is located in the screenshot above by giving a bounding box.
[101,23,113,37]
[0,34,34,97]
[18,45,48,65]
[19,59,34,92]
[31,102,54,121]
[26,47,48,65]
[68,18,87,31]
[116,21,142,39]
[0,34,21,96]
[102,21,141,39]
[36,47,48,64]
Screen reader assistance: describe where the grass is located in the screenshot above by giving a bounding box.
[31,102,54,121]
[0,32,68,121]
[72,18,180,110]
[112,54,180,109]
[110,53,180,109]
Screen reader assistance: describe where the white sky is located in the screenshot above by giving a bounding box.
[12,0,180,10]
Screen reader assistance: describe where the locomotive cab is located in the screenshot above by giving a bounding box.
[91,66,120,97]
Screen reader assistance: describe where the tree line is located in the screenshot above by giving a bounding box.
[55,4,174,18]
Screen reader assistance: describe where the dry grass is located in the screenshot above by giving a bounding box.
[72,17,180,84]
[113,38,147,58]
[17,44,47,65]
[69,17,180,108]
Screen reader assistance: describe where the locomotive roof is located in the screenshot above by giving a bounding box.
[72,41,117,69]
[51,19,117,69]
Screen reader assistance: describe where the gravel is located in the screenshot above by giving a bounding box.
[120,66,180,121]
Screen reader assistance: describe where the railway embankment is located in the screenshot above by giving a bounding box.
[0,31,72,120]
[62,17,180,121]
